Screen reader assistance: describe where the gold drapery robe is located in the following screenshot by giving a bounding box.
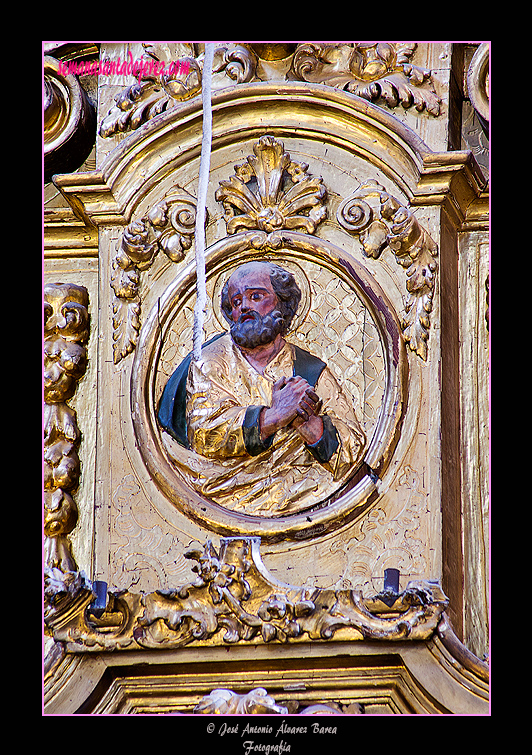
[162,334,366,517]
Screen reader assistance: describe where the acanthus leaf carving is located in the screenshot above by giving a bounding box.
[112,187,201,364]
[212,44,257,84]
[48,537,448,652]
[215,135,327,236]
[98,44,441,139]
[337,180,438,361]
[99,44,258,138]
[99,54,201,138]
[290,43,441,116]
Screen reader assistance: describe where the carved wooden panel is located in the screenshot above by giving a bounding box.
[44,42,490,715]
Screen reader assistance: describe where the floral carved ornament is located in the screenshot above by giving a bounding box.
[216,138,438,360]
[45,147,444,652]
[111,187,200,364]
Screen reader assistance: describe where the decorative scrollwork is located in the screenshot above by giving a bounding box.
[291,43,441,116]
[111,187,200,364]
[99,44,256,138]
[48,537,448,652]
[99,53,201,138]
[337,181,438,360]
[98,43,442,140]
[212,44,257,84]
[215,135,327,235]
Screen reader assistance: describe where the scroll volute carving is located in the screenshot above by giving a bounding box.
[50,537,448,652]
[44,283,89,586]
[112,187,199,364]
[337,180,438,361]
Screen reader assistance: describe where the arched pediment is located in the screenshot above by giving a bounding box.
[54,82,482,228]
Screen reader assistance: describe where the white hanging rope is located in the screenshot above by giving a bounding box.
[193,43,214,362]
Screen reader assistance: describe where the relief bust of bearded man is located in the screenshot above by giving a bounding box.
[158,261,366,517]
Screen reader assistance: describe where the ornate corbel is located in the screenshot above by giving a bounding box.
[44,283,91,615]
[215,135,327,236]
[111,186,200,364]
[337,180,438,360]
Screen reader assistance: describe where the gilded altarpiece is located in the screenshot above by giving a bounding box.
[44,42,489,715]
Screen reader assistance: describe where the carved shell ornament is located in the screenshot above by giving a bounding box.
[112,138,436,365]
[111,136,327,365]
[215,135,328,235]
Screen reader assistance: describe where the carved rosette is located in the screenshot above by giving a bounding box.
[49,537,448,652]
[44,283,90,607]
[337,180,438,360]
[112,187,199,364]
[215,135,327,236]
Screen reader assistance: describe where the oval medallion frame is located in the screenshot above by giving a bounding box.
[131,230,408,542]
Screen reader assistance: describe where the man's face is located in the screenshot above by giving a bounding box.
[227,266,285,349]
[227,268,278,323]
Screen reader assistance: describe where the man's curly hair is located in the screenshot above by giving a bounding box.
[221,262,302,334]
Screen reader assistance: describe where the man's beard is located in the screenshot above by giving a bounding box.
[230,309,285,349]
